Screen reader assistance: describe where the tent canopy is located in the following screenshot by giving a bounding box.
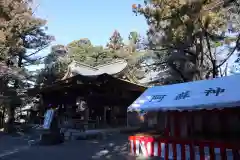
[128,74,240,112]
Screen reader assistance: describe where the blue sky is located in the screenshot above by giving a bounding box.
[35,0,147,53]
[29,1,240,74]
[28,0,147,71]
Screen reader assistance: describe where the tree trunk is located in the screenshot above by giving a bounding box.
[4,54,23,133]
[0,106,5,128]
[0,112,2,128]
[212,60,218,78]
[4,104,15,133]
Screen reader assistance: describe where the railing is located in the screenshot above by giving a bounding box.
[129,135,240,159]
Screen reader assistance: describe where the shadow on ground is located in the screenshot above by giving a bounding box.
[85,134,133,159]
[1,133,137,160]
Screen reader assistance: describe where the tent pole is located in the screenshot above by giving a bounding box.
[127,112,129,127]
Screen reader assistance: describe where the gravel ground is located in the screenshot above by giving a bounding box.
[0,133,137,160]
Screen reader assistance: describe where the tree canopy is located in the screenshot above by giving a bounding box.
[0,0,54,132]
[35,30,155,86]
[132,0,240,83]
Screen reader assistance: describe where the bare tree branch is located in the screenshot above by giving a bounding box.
[217,33,240,68]
[24,43,50,58]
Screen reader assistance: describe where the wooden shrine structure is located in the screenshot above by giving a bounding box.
[29,73,146,130]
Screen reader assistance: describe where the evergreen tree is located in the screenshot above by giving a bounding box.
[132,0,240,83]
[107,30,124,50]
[0,0,54,132]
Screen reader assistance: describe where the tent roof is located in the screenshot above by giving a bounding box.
[128,74,240,112]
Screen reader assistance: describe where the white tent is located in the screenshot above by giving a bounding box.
[128,74,240,112]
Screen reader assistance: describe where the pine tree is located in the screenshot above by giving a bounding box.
[132,0,240,83]
[0,0,54,132]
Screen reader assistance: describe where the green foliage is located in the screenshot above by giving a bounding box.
[0,0,53,79]
[0,0,54,132]
[0,0,53,63]
[36,38,118,85]
[107,30,124,50]
[132,0,240,82]
[67,39,115,66]
[129,31,140,44]
[36,44,69,85]
[0,0,54,81]
[67,39,93,62]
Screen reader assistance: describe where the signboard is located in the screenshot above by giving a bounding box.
[128,74,240,111]
[43,109,54,129]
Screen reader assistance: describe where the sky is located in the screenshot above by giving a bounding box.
[27,0,148,71]
[28,0,240,75]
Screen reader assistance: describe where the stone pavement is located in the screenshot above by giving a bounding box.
[0,133,137,160]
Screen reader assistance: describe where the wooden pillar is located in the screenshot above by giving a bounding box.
[84,108,89,130]
[103,106,107,125]
[126,114,128,127]
[84,108,89,121]
[111,106,116,126]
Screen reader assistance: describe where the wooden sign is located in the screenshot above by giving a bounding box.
[43,109,54,129]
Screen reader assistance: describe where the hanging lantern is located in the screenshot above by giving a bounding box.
[138,110,147,122]
[139,115,145,122]
[76,97,87,112]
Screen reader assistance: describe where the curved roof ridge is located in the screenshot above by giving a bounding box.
[95,59,127,68]
[71,60,98,71]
